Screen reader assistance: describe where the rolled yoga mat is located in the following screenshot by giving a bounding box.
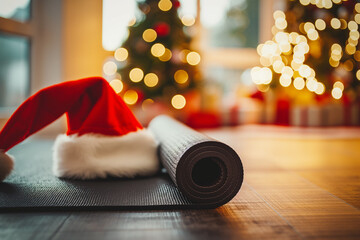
[0,116,243,210]
[148,115,244,207]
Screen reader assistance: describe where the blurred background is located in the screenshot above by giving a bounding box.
[0,0,359,132]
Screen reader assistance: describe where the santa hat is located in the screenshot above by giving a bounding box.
[0,77,159,181]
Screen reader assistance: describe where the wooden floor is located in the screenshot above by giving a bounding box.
[1,125,360,240]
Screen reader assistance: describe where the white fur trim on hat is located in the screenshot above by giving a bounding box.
[52,129,159,179]
[0,150,14,181]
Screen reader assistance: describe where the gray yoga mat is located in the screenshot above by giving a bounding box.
[0,116,243,211]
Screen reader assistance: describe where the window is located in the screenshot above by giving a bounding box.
[0,0,32,115]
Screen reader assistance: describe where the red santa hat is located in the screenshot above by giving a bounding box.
[0,77,159,181]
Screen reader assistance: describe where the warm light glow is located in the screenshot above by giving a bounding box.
[129,68,144,82]
[307,29,319,40]
[144,73,159,87]
[114,48,128,61]
[279,76,291,87]
[315,19,326,30]
[345,44,356,55]
[293,77,305,90]
[344,60,354,71]
[128,17,136,26]
[299,65,311,78]
[159,48,172,61]
[356,3,360,13]
[330,18,341,29]
[354,51,360,61]
[282,66,294,79]
[304,22,315,32]
[151,43,166,57]
[180,49,191,63]
[158,0,172,11]
[273,60,285,73]
[331,87,342,99]
[109,79,123,93]
[348,21,358,31]
[174,70,189,84]
[289,32,299,44]
[299,0,310,6]
[103,61,117,75]
[186,51,201,65]
[275,18,287,30]
[315,82,325,95]
[251,67,272,85]
[356,69,360,80]
[143,29,157,42]
[124,90,138,105]
[333,81,344,91]
[306,78,317,92]
[142,98,154,111]
[355,14,360,24]
[171,94,186,109]
[181,15,195,26]
[273,10,285,20]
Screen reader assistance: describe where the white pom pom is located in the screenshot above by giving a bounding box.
[0,151,14,181]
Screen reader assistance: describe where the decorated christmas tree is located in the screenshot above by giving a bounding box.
[115,0,201,110]
[252,0,360,101]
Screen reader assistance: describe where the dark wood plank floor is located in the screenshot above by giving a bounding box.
[1,126,359,240]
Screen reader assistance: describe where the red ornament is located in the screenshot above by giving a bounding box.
[173,0,180,9]
[154,22,170,37]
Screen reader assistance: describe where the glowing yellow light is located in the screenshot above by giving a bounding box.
[355,51,360,61]
[306,78,318,92]
[143,29,157,42]
[282,66,294,78]
[273,10,285,20]
[103,61,117,76]
[171,94,186,109]
[356,69,360,80]
[289,32,299,44]
[151,43,166,57]
[109,79,123,93]
[299,65,311,78]
[159,48,172,62]
[279,43,291,53]
[294,77,305,90]
[330,18,341,29]
[291,60,302,71]
[144,73,159,87]
[331,43,342,51]
[158,0,172,11]
[315,19,326,30]
[180,49,191,63]
[355,14,360,24]
[275,32,289,43]
[124,90,138,105]
[273,60,285,73]
[142,98,154,111]
[299,0,310,5]
[279,75,291,87]
[307,29,319,40]
[333,81,344,91]
[260,56,271,67]
[344,60,354,71]
[340,19,347,29]
[348,21,358,31]
[174,70,189,84]
[114,48,128,61]
[345,44,356,55]
[304,22,315,32]
[331,87,342,99]
[309,68,316,78]
[295,35,308,45]
[129,68,144,82]
[186,51,201,65]
[323,0,332,9]
[275,18,287,30]
[332,0,341,4]
[329,58,340,67]
[181,15,195,26]
[262,67,273,84]
[251,67,262,84]
[349,31,360,41]
[315,82,325,95]
[356,3,360,13]
[128,17,136,26]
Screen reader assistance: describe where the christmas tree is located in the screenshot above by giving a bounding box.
[252,0,360,101]
[114,0,201,110]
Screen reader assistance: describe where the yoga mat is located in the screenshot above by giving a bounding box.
[0,116,243,210]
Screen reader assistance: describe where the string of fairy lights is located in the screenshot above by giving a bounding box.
[251,0,360,100]
[103,0,200,110]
